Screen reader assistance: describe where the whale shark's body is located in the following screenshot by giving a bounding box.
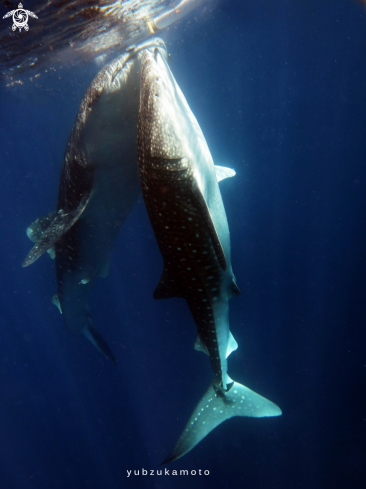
[137,49,281,462]
[23,39,167,361]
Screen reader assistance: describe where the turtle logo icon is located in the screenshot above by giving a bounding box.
[3,3,38,32]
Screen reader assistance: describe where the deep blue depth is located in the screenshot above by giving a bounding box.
[0,1,365,488]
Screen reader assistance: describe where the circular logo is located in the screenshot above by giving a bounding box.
[3,3,38,32]
[13,9,29,31]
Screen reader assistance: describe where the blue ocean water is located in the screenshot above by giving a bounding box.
[0,0,366,488]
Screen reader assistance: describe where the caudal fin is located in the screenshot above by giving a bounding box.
[82,318,116,363]
[162,380,281,464]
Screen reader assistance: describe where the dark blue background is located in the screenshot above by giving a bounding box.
[0,0,365,487]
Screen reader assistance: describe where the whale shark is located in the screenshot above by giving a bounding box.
[23,38,167,362]
[137,49,281,462]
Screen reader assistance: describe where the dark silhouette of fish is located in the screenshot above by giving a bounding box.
[23,38,167,362]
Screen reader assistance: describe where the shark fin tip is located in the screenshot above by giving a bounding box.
[83,319,116,363]
[22,256,33,267]
[160,452,181,465]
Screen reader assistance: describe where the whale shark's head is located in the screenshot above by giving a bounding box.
[138,46,213,187]
[134,36,168,61]
[103,37,168,94]
[138,48,195,162]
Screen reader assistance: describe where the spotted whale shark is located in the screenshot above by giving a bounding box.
[23,38,167,361]
[137,49,282,462]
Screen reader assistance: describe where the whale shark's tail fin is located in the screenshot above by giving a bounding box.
[162,380,281,464]
[82,318,116,364]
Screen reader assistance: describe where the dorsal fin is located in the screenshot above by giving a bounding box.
[226,332,238,358]
[231,276,241,297]
[80,258,111,285]
[46,246,56,259]
[22,193,90,267]
[191,181,227,271]
[81,268,98,285]
[51,293,62,314]
[153,268,183,300]
[194,334,210,355]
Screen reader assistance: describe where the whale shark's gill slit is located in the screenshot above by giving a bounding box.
[191,181,227,271]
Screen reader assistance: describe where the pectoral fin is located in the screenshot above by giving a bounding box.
[214,165,236,182]
[192,181,227,271]
[22,193,90,267]
[26,211,57,243]
[26,211,57,260]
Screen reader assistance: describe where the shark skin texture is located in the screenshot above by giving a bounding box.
[23,38,167,362]
[137,48,281,462]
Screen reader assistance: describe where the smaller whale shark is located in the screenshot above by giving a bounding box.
[137,49,281,462]
[23,38,167,361]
